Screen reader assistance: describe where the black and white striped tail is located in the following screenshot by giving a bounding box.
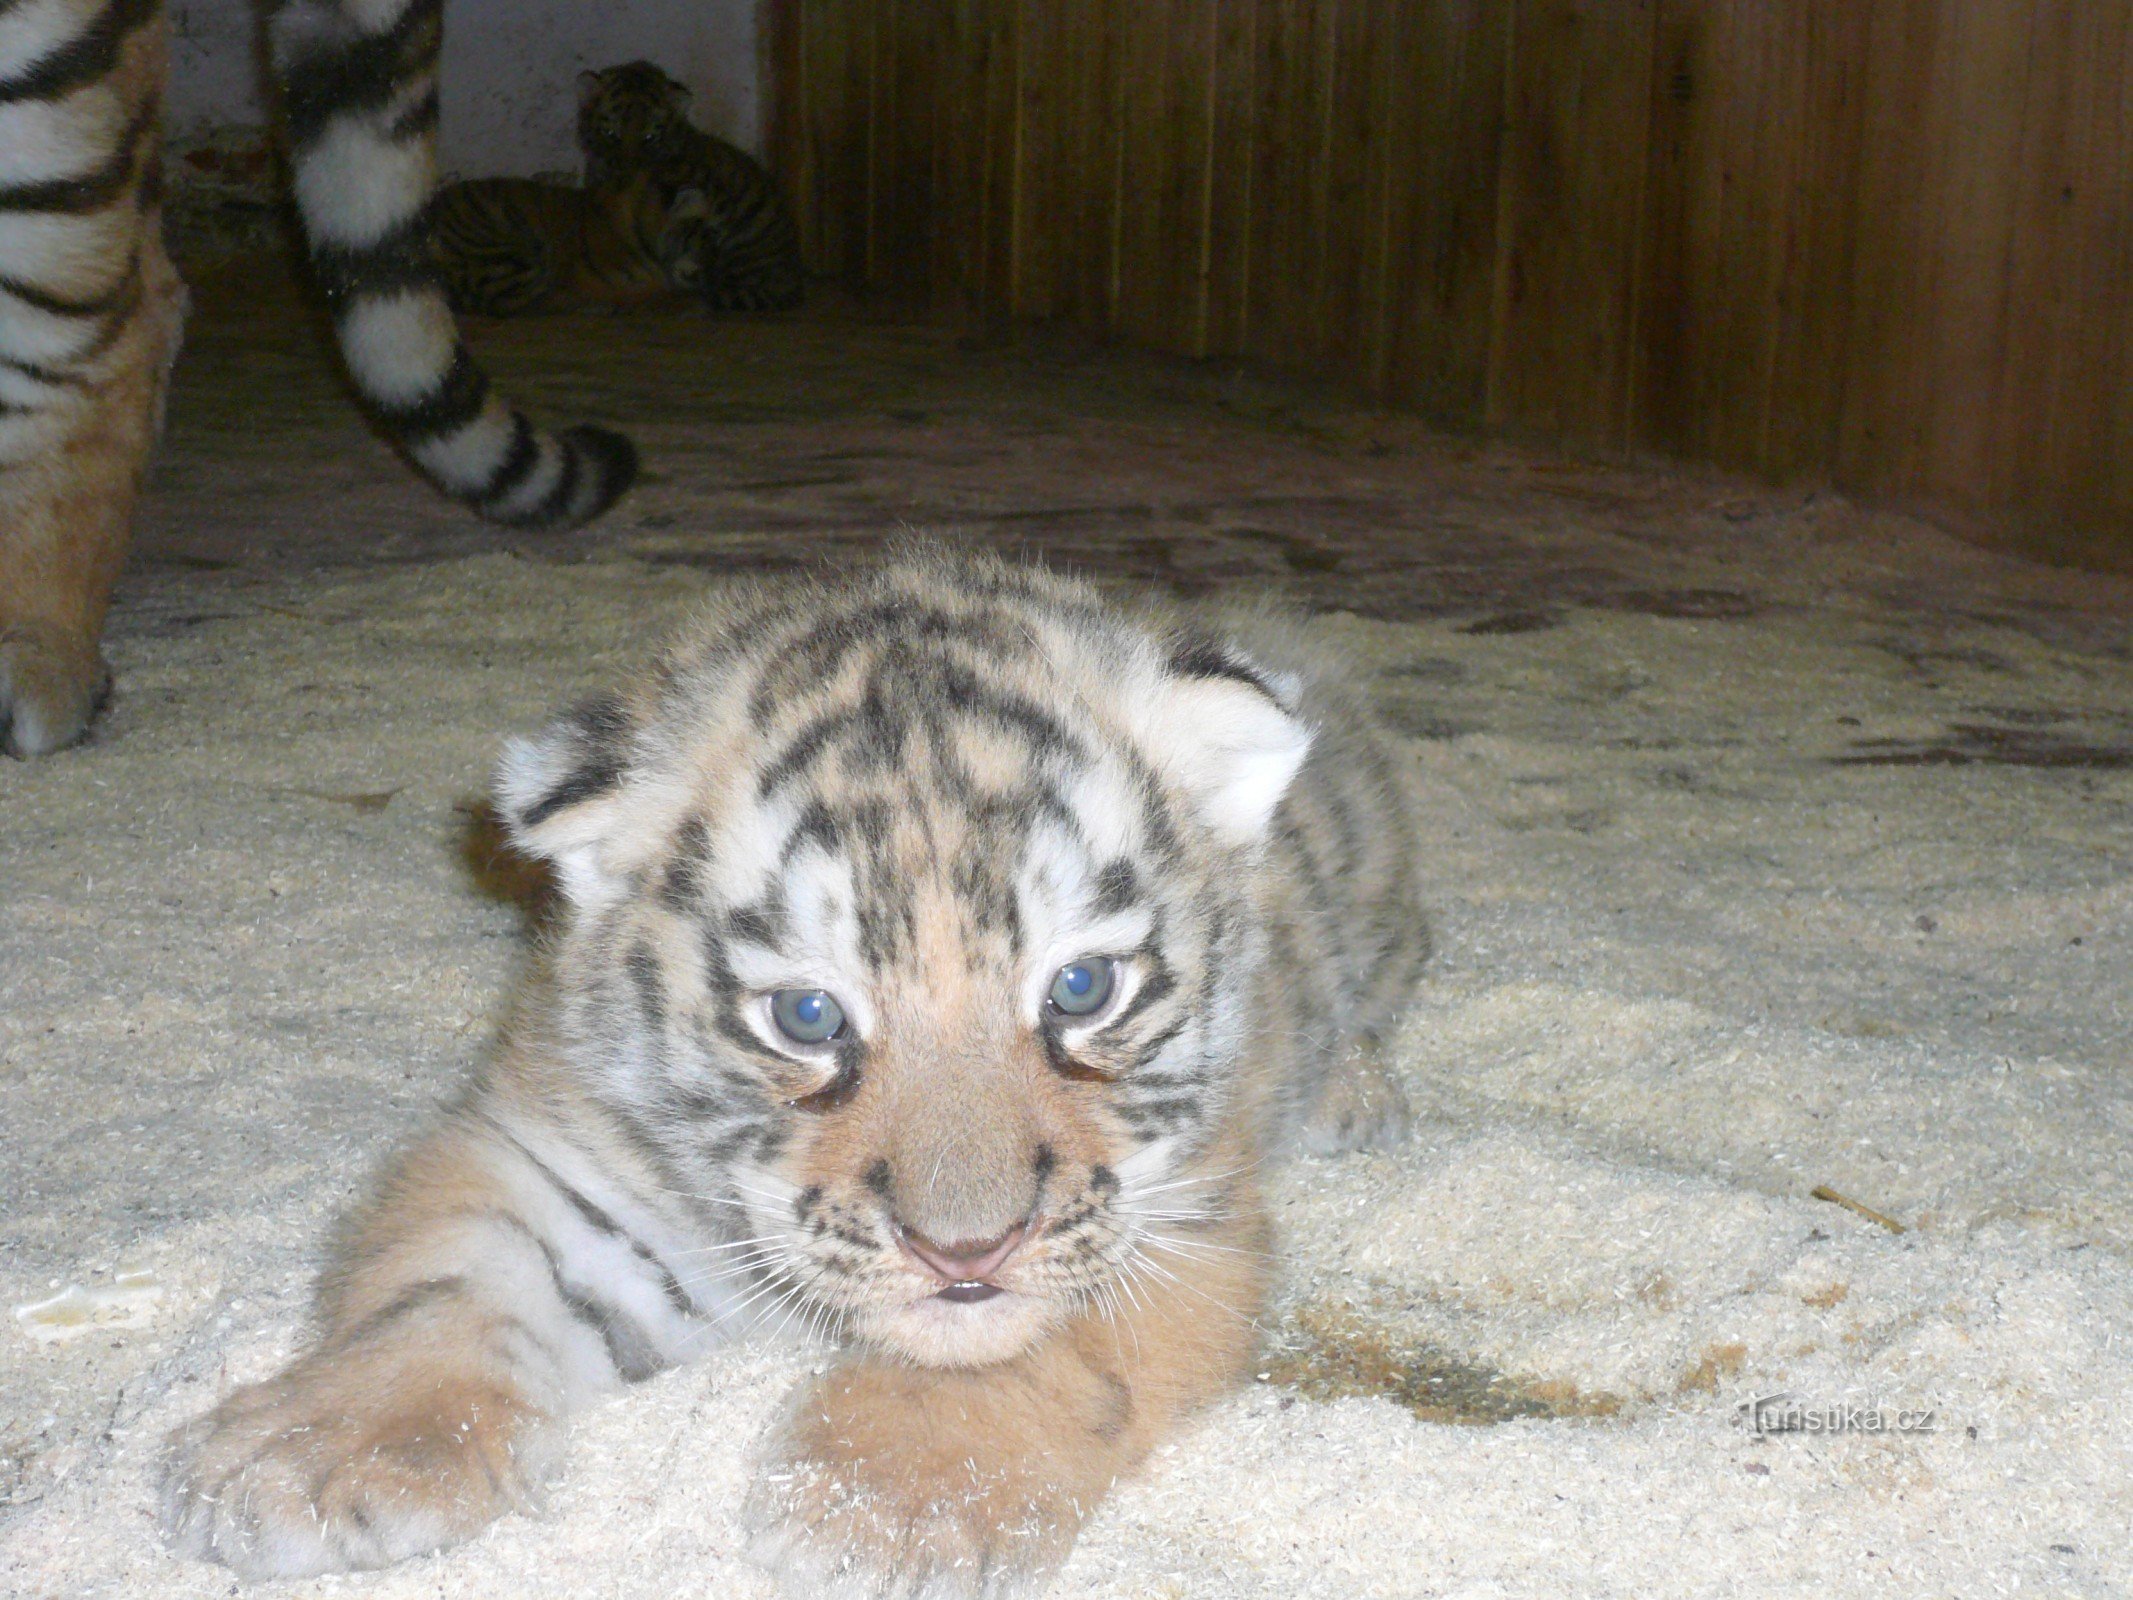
[272,0,634,528]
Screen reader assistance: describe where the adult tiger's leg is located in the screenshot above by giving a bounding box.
[0,0,185,758]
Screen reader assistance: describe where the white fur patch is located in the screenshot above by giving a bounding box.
[1134,666,1314,844]
[0,86,125,188]
[291,119,432,247]
[408,406,520,496]
[1059,760,1145,861]
[335,292,453,404]
[494,731,625,909]
[0,288,110,369]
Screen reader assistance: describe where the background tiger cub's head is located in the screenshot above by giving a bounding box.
[497,550,1312,1367]
[577,60,697,177]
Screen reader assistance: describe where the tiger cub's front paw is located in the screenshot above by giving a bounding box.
[160,1360,551,1579]
[742,1367,1086,1599]
[1298,1039,1414,1156]
[743,1455,1074,1600]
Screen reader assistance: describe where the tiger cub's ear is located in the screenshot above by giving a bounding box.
[495,692,639,909]
[1134,637,1313,846]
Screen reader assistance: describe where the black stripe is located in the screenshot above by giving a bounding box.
[387,86,440,141]
[757,708,855,795]
[518,756,620,827]
[310,218,437,307]
[1168,635,1284,704]
[1111,958,1177,1031]
[791,1050,863,1114]
[523,423,635,528]
[0,95,156,212]
[746,602,1018,724]
[495,420,580,521]
[0,354,87,389]
[505,1134,695,1319]
[1118,1095,1202,1130]
[779,799,841,862]
[0,257,140,319]
[658,816,712,911]
[474,408,541,498]
[722,897,785,948]
[0,0,158,106]
[626,939,666,1038]
[533,1236,665,1384]
[1093,859,1141,916]
[329,1275,465,1349]
[1126,1015,1190,1072]
[0,96,155,213]
[278,0,444,150]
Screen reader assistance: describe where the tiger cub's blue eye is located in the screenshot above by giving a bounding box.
[1047,958,1116,1018]
[771,989,846,1045]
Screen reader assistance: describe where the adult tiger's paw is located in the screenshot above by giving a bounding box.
[160,1361,553,1580]
[742,1369,1083,1600]
[0,628,110,758]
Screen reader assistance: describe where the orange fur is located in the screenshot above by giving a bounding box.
[0,13,183,756]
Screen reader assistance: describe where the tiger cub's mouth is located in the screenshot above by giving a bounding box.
[897,1217,1030,1307]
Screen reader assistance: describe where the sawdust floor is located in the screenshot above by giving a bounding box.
[4,266,2132,1598]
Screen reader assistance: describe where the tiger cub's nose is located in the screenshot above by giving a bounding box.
[897,1219,1028,1285]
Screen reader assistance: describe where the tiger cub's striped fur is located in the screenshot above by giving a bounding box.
[160,549,1426,1594]
[0,0,635,758]
[432,171,712,317]
[578,60,805,314]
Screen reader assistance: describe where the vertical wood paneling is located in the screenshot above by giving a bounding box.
[1485,0,1657,448]
[1918,4,2033,511]
[1756,5,1871,480]
[1243,0,1318,369]
[1382,0,1512,424]
[1321,0,1385,386]
[773,0,2133,566]
[1010,1,1064,320]
[1833,0,1941,500]
[1204,0,1259,354]
[1111,4,1184,349]
[1986,0,2133,557]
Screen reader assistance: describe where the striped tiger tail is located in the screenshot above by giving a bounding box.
[271,0,635,528]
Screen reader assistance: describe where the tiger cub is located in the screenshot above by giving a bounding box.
[432,171,712,317]
[578,60,806,314]
[0,0,636,759]
[160,549,1426,1594]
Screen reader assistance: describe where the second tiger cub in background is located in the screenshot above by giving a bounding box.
[431,171,714,317]
[578,61,806,314]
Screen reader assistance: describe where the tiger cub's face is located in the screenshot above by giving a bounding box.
[499,561,1311,1367]
[577,60,694,176]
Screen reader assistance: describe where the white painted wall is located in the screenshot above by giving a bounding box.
[167,0,767,172]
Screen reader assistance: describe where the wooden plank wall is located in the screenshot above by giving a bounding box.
[769,1,2133,566]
